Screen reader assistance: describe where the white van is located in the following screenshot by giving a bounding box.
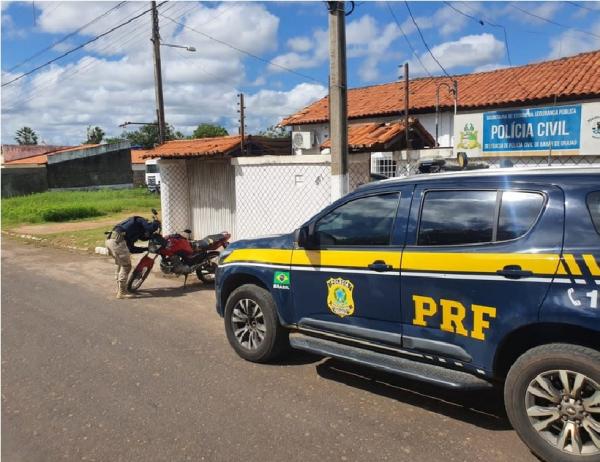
[145,159,160,193]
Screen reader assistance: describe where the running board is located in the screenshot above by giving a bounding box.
[290,333,492,390]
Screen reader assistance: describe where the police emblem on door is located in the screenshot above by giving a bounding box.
[326,277,355,318]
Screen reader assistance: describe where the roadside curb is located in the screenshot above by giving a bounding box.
[2,230,92,253]
[95,246,109,255]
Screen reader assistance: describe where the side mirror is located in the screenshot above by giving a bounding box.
[297,224,317,249]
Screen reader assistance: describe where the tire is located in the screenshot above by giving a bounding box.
[224,284,289,363]
[196,251,219,284]
[504,343,600,462]
[127,266,151,292]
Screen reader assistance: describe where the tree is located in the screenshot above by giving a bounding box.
[85,126,105,144]
[15,126,38,145]
[191,123,228,139]
[257,125,290,139]
[122,122,183,149]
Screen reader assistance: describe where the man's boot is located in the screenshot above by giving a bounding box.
[116,281,135,299]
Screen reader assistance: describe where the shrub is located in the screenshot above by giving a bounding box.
[41,206,104,222]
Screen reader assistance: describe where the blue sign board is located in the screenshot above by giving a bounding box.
[482,105,581,152]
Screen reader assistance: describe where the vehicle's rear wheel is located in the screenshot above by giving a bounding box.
[505,343,600,462]
[224,284,289,363]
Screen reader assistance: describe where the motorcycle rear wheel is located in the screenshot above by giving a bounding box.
[127,266,151,292]
[196,251,219,284]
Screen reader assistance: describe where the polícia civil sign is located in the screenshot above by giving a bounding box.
[482,105,581,152]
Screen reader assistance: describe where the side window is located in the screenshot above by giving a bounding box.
[314,193,399,246]
[588,191,600,235]
[418,190,497,246]
[497,191,544,241]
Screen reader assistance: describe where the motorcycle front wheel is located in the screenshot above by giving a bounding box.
[196,251,219,284]
[127,255,155,292]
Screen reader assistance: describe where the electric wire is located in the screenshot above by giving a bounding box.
[385,1,433,77]
[566,1,600,12]
[509,3,600,39]
[7,1,127,73]
[403,0,451,78]
[2,1,159,106]
[2,1,167,88]
[159,12,327,86]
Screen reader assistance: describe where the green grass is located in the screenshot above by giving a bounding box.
[2,188,160,226]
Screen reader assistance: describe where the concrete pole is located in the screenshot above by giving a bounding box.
[151,1,166,145]
[328,1,348,200]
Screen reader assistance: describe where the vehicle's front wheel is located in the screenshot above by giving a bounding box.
[505,343,600,462]
[224,284,289,363]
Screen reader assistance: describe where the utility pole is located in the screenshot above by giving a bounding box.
[238,93,245,155]
[328,1,348,200]
[404,62,411,151]
[151,1,166,145]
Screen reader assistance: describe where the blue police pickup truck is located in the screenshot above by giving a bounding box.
[216,167,600,462]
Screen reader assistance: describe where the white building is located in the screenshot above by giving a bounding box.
[281,50,600,175]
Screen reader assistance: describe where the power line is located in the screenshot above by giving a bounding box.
[159,13,327,85]
[385,1,433,77]
[2,2,167,88]
[7,1,127,73]
[403,0,451,78]
[510,3,600,39]
[566,1,600,12]
[443,2,512,66]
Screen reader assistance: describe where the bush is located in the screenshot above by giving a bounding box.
[41,206,104,222]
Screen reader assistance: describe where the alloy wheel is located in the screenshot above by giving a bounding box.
[230,298,266,350]
[526,369,600,456]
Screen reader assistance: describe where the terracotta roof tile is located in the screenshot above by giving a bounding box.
[281,50,600,126]
[3,153,49,165]
[145,136,242,159]
[131,149,152,164]
[320,118,434,151]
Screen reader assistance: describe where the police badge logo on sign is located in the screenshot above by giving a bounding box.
[326,278,355,318]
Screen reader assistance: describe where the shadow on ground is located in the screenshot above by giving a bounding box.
[312,358,511,431]
[134,281,215,298]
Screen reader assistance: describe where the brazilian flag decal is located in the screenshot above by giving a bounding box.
[273,271,291,289]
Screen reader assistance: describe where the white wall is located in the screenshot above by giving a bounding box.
[232,156,331,240]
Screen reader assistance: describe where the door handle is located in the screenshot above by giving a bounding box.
[368,260,394,272]
[496,265,533,279]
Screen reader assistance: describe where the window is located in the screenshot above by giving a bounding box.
[146,164,159,174]
[314,193,399,246]
[588,191,600,235]
[374,158,397,178]
[418,190,497,246]
[497,191,544,241]
[418,189,546,246]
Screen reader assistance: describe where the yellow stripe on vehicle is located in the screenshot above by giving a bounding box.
[291,250,401,269]
[400,252,561,275]
[223,249,293,265]
[562,254,583,276]
[583,254,600,276]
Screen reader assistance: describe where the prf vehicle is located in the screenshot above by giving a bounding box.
[216,167,600,462]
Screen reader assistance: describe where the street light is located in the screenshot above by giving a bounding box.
[435,80,458,148]
[160,42,196,52]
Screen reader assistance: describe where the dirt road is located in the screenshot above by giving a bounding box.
[2,239,536,461]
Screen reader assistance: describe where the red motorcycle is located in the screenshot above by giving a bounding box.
[127,209,231,291]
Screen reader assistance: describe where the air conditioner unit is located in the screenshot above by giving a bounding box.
[292,131,314,150]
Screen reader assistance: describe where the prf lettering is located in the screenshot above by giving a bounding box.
[412,294,497,341]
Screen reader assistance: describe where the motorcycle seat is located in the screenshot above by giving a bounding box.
[194,233,229,250]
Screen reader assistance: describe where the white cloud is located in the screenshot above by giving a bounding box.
[287,36,312,53]
[509,1,564,25]
[412,33,505,74]
[270,14,402,82]
[547,21,600,58]
[1,2,306,144]
[473,63,510,73]
[2,12,27,39]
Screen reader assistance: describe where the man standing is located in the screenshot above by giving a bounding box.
[105,216,160,299]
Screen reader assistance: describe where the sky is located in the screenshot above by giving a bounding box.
[1,0,600,145]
